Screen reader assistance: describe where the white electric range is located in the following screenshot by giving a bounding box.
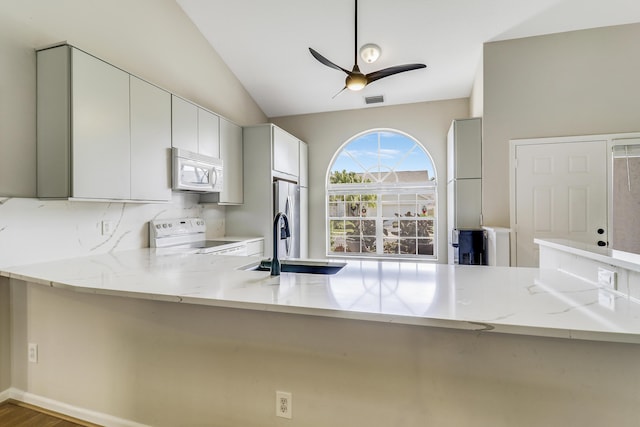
[149,217,247,256]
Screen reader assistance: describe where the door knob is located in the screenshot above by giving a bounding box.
[597,228,605,235]
[597,240,607,247]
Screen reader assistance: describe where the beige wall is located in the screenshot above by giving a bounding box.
[272,99,469,261]
[10,280,640,426]
[0,0,267,197]
[0,278,10,392]
[483,22,640,227]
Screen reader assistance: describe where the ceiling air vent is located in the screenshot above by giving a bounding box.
[365,95,384,105]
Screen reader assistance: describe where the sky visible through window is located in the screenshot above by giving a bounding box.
[330,131,435,180]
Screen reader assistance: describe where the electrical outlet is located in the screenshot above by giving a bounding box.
[28,343,38,363]
[597,267,617,290]
[101,220,115,236]
[276,391,292,419]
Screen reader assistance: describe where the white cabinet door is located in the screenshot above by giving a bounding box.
[272,126,299,178]
[448,118,482,180]
[130,76,171,201]
[299,141,308,187]
[171,96,198,153]
[453,179,482,229]
[72,49,130,199]
[218,118,243,204]
[198,108,220,158]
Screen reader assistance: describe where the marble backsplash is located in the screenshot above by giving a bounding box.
[0,193,226,268]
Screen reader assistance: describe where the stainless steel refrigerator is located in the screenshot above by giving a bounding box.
[274,179,300,259]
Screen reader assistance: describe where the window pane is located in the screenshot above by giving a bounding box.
[418,238,433,255]
[399,220,416,237]
[383,238,399,254]
[329,200,344,217]
[345,220,360,236]
[363,237,376,253]
[400,238,417,255]
[362,220,376,237]
[330,236,346,253]
[346,236,361,252]
[417,219,433,238]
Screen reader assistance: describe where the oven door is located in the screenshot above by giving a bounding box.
[172,148,223,192]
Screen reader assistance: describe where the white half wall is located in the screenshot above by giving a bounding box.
[8,280,640,427]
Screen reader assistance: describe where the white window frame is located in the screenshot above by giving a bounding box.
[326,129,438,260]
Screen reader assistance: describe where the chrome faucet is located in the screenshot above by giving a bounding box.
[271,212,291,276]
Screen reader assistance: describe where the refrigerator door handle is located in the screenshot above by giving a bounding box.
[285,195,293,256]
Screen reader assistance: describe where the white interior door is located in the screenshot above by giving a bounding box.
[514,140,607,267]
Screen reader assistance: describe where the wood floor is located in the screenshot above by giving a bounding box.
[0,400,100,427]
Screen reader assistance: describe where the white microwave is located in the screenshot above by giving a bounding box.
[172,148,223,193]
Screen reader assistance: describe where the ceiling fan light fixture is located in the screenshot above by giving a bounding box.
[360,43,381,63]
[346,74,367,91]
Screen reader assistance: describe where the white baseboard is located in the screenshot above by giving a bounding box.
[1,387,148,427]
[0,388,12,403]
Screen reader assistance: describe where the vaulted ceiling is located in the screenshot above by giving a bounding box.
[177,0,640,118]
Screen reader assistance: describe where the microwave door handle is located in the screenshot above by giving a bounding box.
[211,167,217,186]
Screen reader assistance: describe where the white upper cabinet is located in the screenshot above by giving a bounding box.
[200,117,243,205]
[71,48,130,200]
[171,95,220,157]
[171,96,199,153]
[272,126,299,179]
[198,108,220,158]
[37,44,171,202]
[447,118,482,180]
[218,118,243,204]
[130,76,172,201]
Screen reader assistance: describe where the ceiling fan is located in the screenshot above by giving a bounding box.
[309,0,426,97]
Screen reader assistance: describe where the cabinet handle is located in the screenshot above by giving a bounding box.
[597,240,607,247]
[597,228,605,235]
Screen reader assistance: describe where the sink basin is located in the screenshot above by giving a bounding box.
[244,259,346,275]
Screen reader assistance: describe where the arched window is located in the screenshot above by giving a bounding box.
[327,130,437,259]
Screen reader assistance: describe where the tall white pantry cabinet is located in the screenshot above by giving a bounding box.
[226,124,308,258]
[447,117,482,264]
[36,44,171,202]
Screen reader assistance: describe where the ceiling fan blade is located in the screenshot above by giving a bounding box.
[366,63,427,85]
[332,87,348,98]
[309,48,350,74]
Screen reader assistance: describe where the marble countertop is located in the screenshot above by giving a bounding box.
[2,250,640,344]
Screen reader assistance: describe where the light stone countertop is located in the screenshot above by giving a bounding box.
[2,249,640,344]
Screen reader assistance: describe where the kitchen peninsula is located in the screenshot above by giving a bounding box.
[2,252,640,426]
[2,250,640,344]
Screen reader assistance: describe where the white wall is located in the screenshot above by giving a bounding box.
[272,98,469,261]
[482,22,640,227]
